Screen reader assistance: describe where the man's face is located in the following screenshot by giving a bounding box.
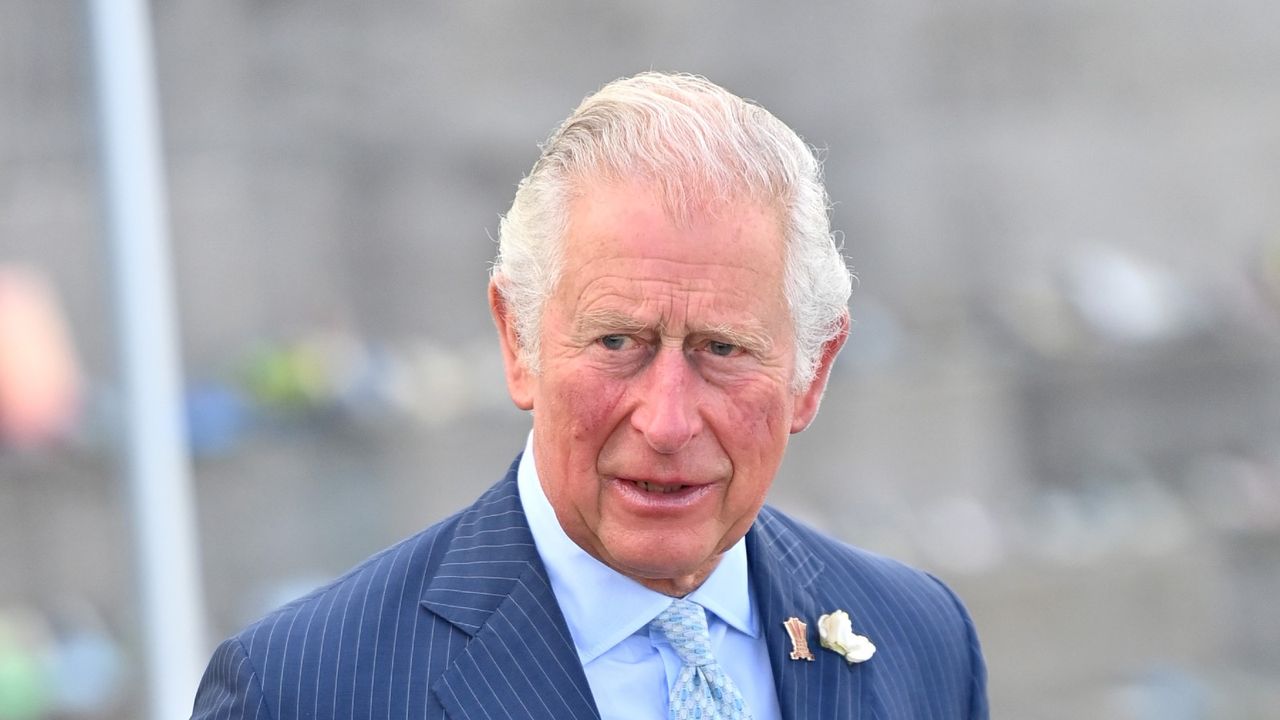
[492,182,844,595]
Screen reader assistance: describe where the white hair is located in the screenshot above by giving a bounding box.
[493,72,851,391]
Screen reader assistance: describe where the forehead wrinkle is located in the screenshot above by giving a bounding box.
[671,287,772,353]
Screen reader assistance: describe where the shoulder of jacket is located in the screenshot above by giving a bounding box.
[756,504,962,607]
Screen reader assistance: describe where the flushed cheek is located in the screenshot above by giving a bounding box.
[536,376,628,538]
[715,395,792,481]
[719,384,792,441]
[553,374,628,445]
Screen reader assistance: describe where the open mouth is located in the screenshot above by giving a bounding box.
[611,477,714,514]
[635,481,688,494]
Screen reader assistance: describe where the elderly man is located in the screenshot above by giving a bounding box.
[192,72,988,720]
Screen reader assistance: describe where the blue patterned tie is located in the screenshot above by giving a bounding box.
[650,598,752,720]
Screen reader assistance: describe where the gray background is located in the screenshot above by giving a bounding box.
[2,1,1280,717]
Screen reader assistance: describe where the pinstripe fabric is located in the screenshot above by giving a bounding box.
[748,508,988,720]
[192,456,987,720]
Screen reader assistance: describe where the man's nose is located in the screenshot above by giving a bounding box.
[630,346,703,454]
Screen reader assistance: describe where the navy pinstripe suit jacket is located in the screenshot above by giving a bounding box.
[192,458,988,719]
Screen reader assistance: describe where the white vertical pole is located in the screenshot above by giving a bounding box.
[85,1,208,718]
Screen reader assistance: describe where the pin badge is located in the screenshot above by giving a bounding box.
[783,617,815,661]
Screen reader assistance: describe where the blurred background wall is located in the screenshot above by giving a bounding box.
[2,1,1280,717]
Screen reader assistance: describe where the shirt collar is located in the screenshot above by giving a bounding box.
[516,433,759,664]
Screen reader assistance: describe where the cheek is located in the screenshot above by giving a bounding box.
[717,386,794,471]
[549,372,628,444]
[725,385,792,440]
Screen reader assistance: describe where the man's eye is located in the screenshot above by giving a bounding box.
[599,335,629,350]
[707,341,738,357]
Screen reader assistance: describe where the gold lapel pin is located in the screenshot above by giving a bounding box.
[783,617,816,661]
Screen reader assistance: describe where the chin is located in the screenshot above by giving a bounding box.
[608,541,721,587]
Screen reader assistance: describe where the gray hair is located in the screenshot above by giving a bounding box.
[493,71,851,391]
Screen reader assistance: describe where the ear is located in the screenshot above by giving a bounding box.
[489,278,536,411]
[790,312,849,434]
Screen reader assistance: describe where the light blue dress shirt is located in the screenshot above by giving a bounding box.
[517,435,782,720]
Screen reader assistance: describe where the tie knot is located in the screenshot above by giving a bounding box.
[650,598,714,667]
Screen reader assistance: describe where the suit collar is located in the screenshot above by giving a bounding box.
[747,505,825,679]
[749,507,826,589]
[749,507,865,720]
[421,458,601,719]
[420,464,536,634]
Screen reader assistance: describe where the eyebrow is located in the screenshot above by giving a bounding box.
[699,322,774,356]
[573,309,774,355]
[573,309,650,339]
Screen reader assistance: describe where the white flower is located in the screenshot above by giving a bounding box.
[817,610,876,664]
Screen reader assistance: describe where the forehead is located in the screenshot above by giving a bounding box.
[549,182,791,338]
[561,182,786,273]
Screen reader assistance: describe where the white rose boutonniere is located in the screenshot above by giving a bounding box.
[817,610,876,664]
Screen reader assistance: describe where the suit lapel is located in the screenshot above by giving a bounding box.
[420,467,600,720]
[417,468,867,720]
[749,508,864,720]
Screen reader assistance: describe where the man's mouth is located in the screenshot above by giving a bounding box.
[636,481,688,494]
[610,477,716,514]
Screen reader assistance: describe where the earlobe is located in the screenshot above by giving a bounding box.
[488,279,536,411]
[790,312,849,434]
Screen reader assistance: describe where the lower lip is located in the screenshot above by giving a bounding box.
[609,478,717,514]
